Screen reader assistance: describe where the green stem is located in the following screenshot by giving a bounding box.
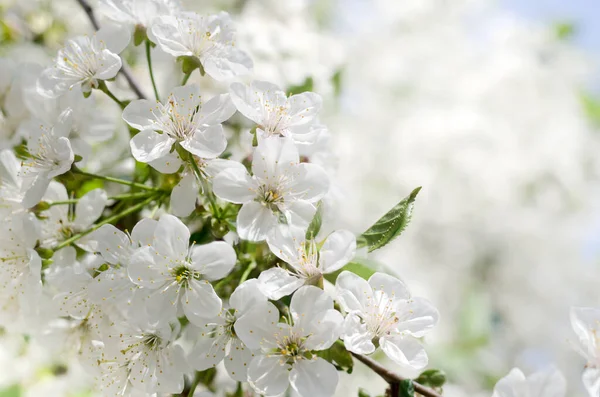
[146,40,160,101]
[239,261,256,284]
[97,81,125,109]
[48,192,155,207]
[185,151,220,217]
[53,196,155,251]
[185,372,201,397]
[181,71,192,85]
[72,169,158,191]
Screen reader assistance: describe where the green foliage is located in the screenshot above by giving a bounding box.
[77,179,104,198]
[306,201,323,240]
[324,257,378,283]
[287,76,314,95]
[357,187,421,252]
[331,68,344,98]
[553,21,576,40]
[415,369,447,388]
[358,388,371,397]
[397,379,414,397]
[316,340,353,373]
[178,55,203,75]
[581,93,600,129]
[0,385,21,397]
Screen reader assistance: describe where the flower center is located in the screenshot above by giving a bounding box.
[171,265,200,287]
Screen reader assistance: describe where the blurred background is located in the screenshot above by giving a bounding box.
[1,0,600,396]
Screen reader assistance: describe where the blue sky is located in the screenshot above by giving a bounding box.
[501,0,600,51]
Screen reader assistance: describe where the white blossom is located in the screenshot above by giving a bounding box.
[213,137,329,241]
[259,225,355,299]
[492,367,566,397]
[188,279,265,381]
[230,80,322,143]
[98,0,181,29]
[335,271,438,371]
[128,214,236,325]
[235,285,343,397]
[124,84,235,170]
[37,24,130,97]
[571,307,600,397]
[148,11,252,80]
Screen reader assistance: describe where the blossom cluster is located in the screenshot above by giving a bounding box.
[0,1,441,396]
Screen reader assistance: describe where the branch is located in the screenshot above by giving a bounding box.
[75,0,147,100]
[352,353,443,397]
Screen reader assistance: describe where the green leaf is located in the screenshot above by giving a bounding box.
[178,55,202,75]
[581,93,600,128]
[287,76,314,96]
[0,385,21,397]
[306,201,323,240]
[77,179,104,198]
[358,187,421,252]
[415,368,447,388]
[316,340,353,373]
[331,68,343,98]
[358,388,371,397]
[323,257,378,284]
[398,379,414,397]
[553,21,576,40]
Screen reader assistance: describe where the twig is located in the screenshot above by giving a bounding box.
[75,0,147,100]
[352,353,442,397]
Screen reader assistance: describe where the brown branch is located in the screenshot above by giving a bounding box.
[75,0,148,100]
[352,353,443,397]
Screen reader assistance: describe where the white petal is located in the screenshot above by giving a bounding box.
[149,152,182,174]
[122,99,157,131]
[183,280,222,322]
[94,50,123,80]
[229,279,267,315]
[285,163,329,203]
[21,176,50,209]
[302,309,343,351]
[130,129,175,163]
[247,355,290,397]
[395,297,439,337]
[199,93,236,125]
[234,301,280,350]
[130,218,157,247]
[290,358,338,397]
[266,225,305,265]
[201,47,253,81]
[252,137,298,181]
[380,335,428,370]
[319,230,356,273]
[128,246,171,288]
[73,188,107,229]
[284,201,317,229]
[287,92,322,127]
[583,368,600,397]
[149,15,192,56]
[153,214,190,260]
[236,201,278,242]
[212,167,256,204]
[290,285,334,324]
[180,124,227,159]
[342,314,376,355]
[188,334,227,371]
[170,172,198,217]
[224,338,255,381]
[229,81,271,124]
[335,271,373,313]
[492,368,527,397]
[527,367,566,397]
[257,267,304,300]
[369,272,411,301]
[189,241,237,281]
[145,283,180,324]
[85,224,130,264]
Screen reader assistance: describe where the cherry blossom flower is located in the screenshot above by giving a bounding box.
[230,80,322,143]
[213,137,329,241]
[335,271,439,371]
[37,24,130,97]
[148,11,252,80]
[235,286,343,397]
[123,84,235,170]
[492,367,566,397]
[571,307,600,397]
[98,0,181,29]
[259,225,355,299]
[128,214,236,325]
[188,279,265,381]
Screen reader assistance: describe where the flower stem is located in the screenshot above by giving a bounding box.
[72,169,158,191]
[352,353,443,397]
[48,191,156,207]
[181,71,192,85]
[97,81,125,109]
[146,40,160,101]
[53,196,155,251]
[239,261,256,284]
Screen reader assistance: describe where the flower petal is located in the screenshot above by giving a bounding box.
[182,280,222,323]
[122,99,157,131]
[153,214,190,260]
[224,338,255,382]
[130,129,175,163]
[189,241,237,281]
[236,201,277,242]
[229,279,267,315]
[247,355,290,397]
[170,172,198,217]
[335,271,373,313]
[234,301,280,350]
[257,267,304,300]
[289,358,338,397]
[380,335,428,370]
[213,167,257,204]
[319,230,356,273]
[73,188,107,230]
[369,272,411,301]
[181,124,227,159]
